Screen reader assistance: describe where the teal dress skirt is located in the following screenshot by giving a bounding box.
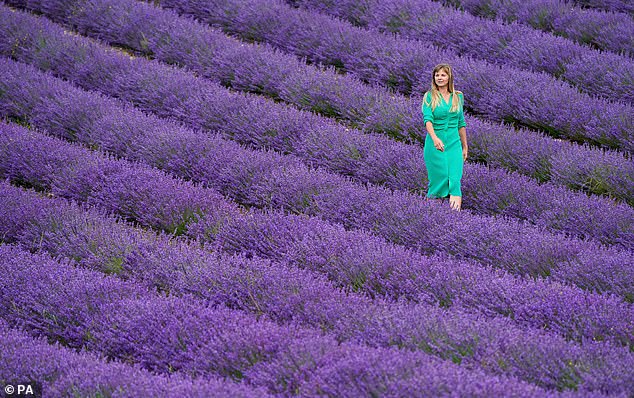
[421,91,466,198]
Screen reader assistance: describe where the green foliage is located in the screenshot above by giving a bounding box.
[169,208,205,237]
[103,256,123,275]
[351,270,366,292]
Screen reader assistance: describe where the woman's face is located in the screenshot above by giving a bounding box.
[434,69,450,89]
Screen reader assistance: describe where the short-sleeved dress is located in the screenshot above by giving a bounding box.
[421,91,466,198]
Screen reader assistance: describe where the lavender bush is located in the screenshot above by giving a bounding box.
[3,92,634,304]
[0,0,632,395]
[435,0,634,55]
[13,0,634,103]
[1,4,632,206]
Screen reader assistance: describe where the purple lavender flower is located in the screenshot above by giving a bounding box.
[3,175,633,355]
[0,0,631,396]
[0,119,629,360]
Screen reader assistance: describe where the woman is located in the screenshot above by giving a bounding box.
[422,63,468,211]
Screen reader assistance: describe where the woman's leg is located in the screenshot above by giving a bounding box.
[446,132,464,211]
[424,136,450,199]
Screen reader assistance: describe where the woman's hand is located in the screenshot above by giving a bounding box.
[462,144,468,161]
[433,136,444,152]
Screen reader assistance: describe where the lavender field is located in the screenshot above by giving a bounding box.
[0,0,632,396]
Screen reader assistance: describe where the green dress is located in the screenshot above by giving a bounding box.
[421,91,466,198]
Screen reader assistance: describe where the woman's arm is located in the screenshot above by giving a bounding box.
[425,121,444,149]
[457,92,467,160]
[459,126,468,161]
[422,92,444,151]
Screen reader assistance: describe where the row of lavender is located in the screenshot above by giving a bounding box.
[144,0,634,152]
[1,132,633,394]
[433,0,634,55]
[5,13,634,233]
[3,242,564,397]
[3,2,632,207]
[0,9,631,244]
[2,106,633,352]
[1,55,632,300]
[7,0,634,154]
[254,0,629,101]
[285,0,634,91]
[0,315,266,398]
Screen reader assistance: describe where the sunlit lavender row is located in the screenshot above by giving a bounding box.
[433,0,634,55]
[2,5,632,207]
[2,119,634,348]
[4,0,634,151]
[15,0,634,102]
[2,52,632,249]
[1,149,633,394]
[134,0,634,151]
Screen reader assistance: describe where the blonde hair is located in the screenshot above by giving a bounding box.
[425,64,461,113]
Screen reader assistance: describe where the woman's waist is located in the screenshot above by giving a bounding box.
[431,119,461,129]
[428,126,460,138]
[425,132,461,146]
